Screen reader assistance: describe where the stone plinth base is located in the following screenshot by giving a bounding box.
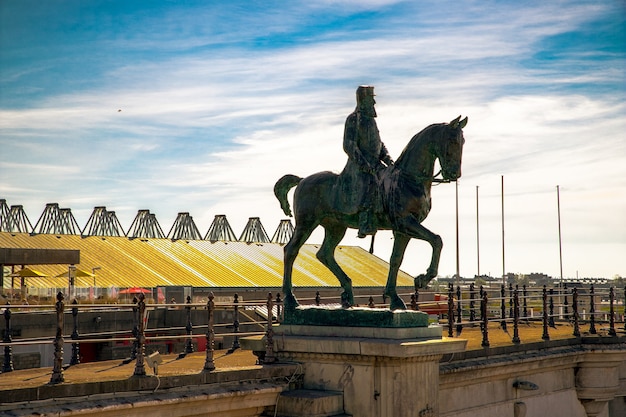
[283,305,429,327]
[273,324,466,417]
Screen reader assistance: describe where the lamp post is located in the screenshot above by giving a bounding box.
[68,265,76,300]
[92,267,101,299]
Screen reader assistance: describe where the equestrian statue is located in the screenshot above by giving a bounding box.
[274,86,467,311]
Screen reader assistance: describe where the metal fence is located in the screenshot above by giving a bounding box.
[1,284,624,384]
[1,292,278,384]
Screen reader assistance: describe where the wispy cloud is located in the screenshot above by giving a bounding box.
[1,0,624,278]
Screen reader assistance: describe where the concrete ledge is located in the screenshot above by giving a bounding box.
[0,364,300,404]
[283,306,429,327]
[276,389,344,417]
[4,380,286,417]
[275,333,467,359]
[275,323,442,340]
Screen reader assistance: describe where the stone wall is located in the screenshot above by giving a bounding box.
[439,339,626,417]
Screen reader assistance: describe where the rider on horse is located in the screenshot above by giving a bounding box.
[341,85,394,238]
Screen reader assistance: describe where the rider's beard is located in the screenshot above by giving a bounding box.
[359,104,377,118]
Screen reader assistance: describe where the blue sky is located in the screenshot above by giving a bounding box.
[1,0,624,280]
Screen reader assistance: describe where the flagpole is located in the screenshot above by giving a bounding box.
[557,185,563,288]
[476,185,480,278]
[455,180,460,287]
[501,175,505,285]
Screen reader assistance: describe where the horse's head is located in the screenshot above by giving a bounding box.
[437,115,467,181]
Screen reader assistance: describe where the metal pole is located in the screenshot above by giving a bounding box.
[2,303,13,372]
[455,180,460,287]
[228,293,240,353]
[501,175,505,285]
[70,299,80,365]
[204,292,215,371]
[542,286,550,341]
[182,295,193,356]
[589,284,597,334]
[572,287,580,337]
[512,288,520,344]
[92,266,101,299]
[557,186,563,288]
[50,292,65,384]
[133,294,146,376]
[476,185,480,278]
[481,291,489,348]
[264,292,276,364]
[447,283,454,337]
[608,287,616,336]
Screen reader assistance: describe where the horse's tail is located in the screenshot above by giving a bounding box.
[274,174,302,217]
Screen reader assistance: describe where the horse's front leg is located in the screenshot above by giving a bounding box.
[283,222,316,311]
[316,224,354,307]
[384,232,411,310]
[410,225,442,289]
[392,214,442,289]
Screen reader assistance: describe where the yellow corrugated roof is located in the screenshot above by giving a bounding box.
[0,232,414,289]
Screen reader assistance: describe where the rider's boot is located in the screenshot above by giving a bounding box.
[357,210,376,238]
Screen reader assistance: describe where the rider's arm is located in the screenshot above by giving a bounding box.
[343,114,370,171]
[379,143,394,166]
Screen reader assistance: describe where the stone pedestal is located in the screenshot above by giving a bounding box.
[576,350,625,417]
[273,308,466,417]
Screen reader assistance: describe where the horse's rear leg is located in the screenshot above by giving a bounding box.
[397,218,442,289]
[316,224,354,307]
[385,232,411,310]
[283,220,316,310]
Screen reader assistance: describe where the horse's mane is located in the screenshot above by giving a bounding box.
[394,123,445,169]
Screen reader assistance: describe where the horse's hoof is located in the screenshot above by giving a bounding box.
[283,293,300,311]
[389,295,407,310]
[341,291,354,308]
[414,274,432,289]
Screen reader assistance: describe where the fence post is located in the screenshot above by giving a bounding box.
[447,283,454,337]
[608,287,616,336]
[469,283,476,323]
[275,293,282,322]
[133,293,147,376]
[512,288,520,344]
[589,285,597,334]
[563,284,569,320]
[70,299,80,365]
[204,292,215,371]
[228,293,240,353]
[548,288,555,328]
[481,291,489,348]
[264,293,276,364]
[456,285,462,335]
[509,283,513,319]
[50,292,65,384]
[500,284,507,331]
[410,293,417,311]
[2,303,13,372]
[130,296,138,360]
[542,286,550,341]
[479,285,484,321]
[572,287,580,337]
[180,295,193,357]
[522,284,528,319]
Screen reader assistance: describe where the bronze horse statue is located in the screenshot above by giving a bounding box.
[274,115,467,310]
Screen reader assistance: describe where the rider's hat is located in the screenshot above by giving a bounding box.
[356,85,375,102]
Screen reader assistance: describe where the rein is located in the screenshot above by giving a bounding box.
[397,168,452,185]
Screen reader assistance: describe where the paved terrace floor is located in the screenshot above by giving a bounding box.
[1,321,600,394]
